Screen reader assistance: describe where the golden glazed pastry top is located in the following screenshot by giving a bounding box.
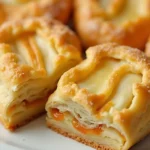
[47,43,150,150]
[0,0,71,24]
[74,0,150,49]
[0,17,81,90]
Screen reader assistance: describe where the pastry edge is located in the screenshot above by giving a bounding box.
[47,122,114,150]
[0,98,47,131]
[3,111,45,131]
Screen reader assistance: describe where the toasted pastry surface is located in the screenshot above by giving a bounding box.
[46,43,150,150]
[0,0,71,24]
[74,0,150,49]
[0,17,82,130]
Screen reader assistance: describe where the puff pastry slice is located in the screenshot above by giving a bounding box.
[0,0,71,24]
[74,0,150,49]
[46,43,150,150]
[0,17,82,130]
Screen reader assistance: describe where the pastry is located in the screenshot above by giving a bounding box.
[0,17,82,130]
[74,0,150,49]
[46,43,150,150]
[145,36,150,57]
[0,0,71,24]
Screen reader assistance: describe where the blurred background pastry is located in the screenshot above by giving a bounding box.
[0,0,72,24]
[74,0,150,49]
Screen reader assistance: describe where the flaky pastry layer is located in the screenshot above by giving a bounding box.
[0,17,82,130]
[47,119,115,150]
[0,0,71,24]
[74,0,150,49]
[46,43,150,150]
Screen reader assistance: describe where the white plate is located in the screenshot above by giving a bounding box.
[0,115,150,150]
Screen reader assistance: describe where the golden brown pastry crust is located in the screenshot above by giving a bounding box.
[0,0,71,24]
[74,0,150,49]
[46,43,150,150]
[0,17,81,87]
[0,17,82,130]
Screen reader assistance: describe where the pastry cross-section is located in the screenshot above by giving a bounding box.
[0,0,71,24]
[74,0,150,49]
[0,17,82,130]
[46,43,150,150]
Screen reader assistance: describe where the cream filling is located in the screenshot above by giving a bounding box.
[78,58,122,94]
[34,34,57,75]
[110,73,141,110]
[10,32,57,75]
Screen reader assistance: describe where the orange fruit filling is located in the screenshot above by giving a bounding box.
[72,118,102,135]
[51,108,103,135]
[51,108,64,121]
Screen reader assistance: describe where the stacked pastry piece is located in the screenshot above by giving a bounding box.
[46,43,150,150]
[0,17,81,130]
[0,0,82,130]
